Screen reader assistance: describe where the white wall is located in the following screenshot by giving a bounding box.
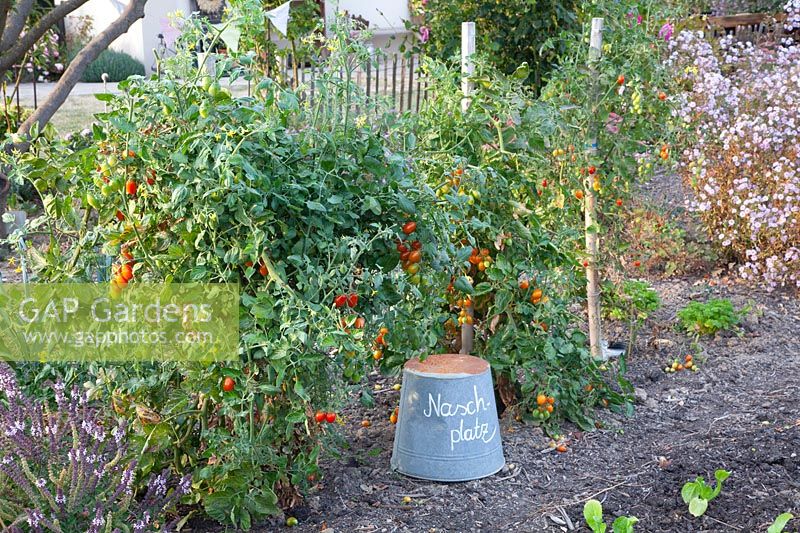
[64,0,192,74]
[324,0,410,35]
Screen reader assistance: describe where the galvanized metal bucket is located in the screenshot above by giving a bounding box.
[391,354,505,482]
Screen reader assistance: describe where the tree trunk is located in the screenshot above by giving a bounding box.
[1,0,150,237]
[17,0,149,136]
[0,0,91,74]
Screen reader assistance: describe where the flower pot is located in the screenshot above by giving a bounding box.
[391,354,505,482]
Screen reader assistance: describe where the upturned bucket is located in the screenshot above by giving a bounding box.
[390,354,505,482]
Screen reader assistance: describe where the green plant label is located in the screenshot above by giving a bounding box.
[0,283,239,362]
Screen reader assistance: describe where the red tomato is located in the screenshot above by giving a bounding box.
[347,294,359,308]
[402,221,417,235]
[120,264,134,282]
[222,377,235,392]
[115,210,125,221]
[315,411,325,423]
[334,295,347,308]
[411,240,422,251]
[325,412,336,423]
[125,179,138,196]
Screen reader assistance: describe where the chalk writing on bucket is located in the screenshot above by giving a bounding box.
[423,385,498,450]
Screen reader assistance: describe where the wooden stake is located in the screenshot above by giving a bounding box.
[460,21,476,354]
[586,18,604,360]
[461,22,475,113]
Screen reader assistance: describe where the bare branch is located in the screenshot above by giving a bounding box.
[0,1,12,51]
[0,0,91,74]
[0,0,35,53]
[17,0,149,136]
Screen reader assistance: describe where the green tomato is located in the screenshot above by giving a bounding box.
[208,82,221,98]
[200,76,213,91]
[199,105,210,119]
[286,517,298,527]
[409,274,421,285]
[86,194,101,210]
[107,155,118,168]
[101,184,113,197]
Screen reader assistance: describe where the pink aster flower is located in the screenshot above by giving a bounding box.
[419,26,430,43]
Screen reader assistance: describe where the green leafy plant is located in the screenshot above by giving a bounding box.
[681,469,730,517]
[677,299,741,336]
[79,49,145,82]
[768,513,795,533]
[406,0,578,88]
[4,17,448,530]
[603,280,661,323]
[602,279,660,358]
[584,499,639,533]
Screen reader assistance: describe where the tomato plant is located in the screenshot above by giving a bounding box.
[8,18,449,529]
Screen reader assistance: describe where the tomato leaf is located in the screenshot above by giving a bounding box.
[454,276,474,294]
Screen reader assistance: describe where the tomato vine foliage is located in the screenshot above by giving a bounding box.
[8,20,446,528]
[3,1,684,527]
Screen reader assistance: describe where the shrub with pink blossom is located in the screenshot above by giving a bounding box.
[667,0,800,288]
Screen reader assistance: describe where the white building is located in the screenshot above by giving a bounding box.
[64,0,411,74]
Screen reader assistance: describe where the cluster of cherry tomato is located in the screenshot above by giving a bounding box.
[389,406,399,425]
[534,393,556,420]
[372,327,389,361]
[550,144,577,162]
[455,297,473,326]
[333,293,359,309]
[437,167,464,199]
[468,248,492,272]
[243,259,270,277]
[395,220,423,280]
[549,436,569,453]
[314,411,338,424]
[110,247,136,296]
[664,354,698,373]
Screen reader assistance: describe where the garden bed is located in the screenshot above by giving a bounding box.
[236,276,799,532]
[188,170,800,532]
